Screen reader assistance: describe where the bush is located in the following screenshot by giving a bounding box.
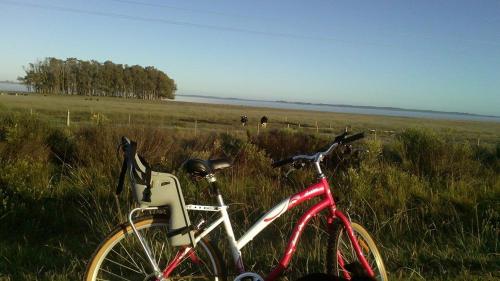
[392,128,481,183]
[0,119,498,280]
[251,129,327,159]
[46,129,77,167]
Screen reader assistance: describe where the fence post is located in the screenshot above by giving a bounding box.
[66,110,70,127]
[257,122,260,135]
[128,114,131,126]
[316,121,319,133]
[194,120,198,136]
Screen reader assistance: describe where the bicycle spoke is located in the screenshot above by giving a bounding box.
[103,257,143,274]
[99,267,137,281]
[87,216,223,281]
[110,248,143,273]
[168,276,214,281]
[118,240,145,273]
[155,242,166,268]
[167,248,215,280]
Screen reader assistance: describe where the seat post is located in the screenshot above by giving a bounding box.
[207,176,242,271]
[213,184,226,207]
[206,173,224,205]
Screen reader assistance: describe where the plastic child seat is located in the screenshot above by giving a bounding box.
[123,138,194,247]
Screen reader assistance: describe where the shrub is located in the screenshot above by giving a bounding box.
[392,128,481,183]
[46,128,77,167]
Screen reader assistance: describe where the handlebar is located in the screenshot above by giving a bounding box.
[271,157,294,168]
[342,132,365,144]
[272,154,317,168]
[271,132,365,169]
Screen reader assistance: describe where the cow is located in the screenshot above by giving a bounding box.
[240,115,248,126]
[260,116,268,128]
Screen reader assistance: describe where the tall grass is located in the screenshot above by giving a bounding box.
[0,112,498,280]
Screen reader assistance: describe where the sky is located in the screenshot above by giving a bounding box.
[0,0,499,116]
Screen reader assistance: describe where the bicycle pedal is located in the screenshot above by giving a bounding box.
[233,272,264,281]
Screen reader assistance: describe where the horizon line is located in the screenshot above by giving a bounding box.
[176,93,500,119]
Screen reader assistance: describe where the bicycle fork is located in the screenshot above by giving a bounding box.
[333,210,375,278]
[323,177,375,279]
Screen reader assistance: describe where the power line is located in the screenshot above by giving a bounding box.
[0,0,394,47]
[108,0,275,21]
[1,0,499,51]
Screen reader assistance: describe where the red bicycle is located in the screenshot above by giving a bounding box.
[85,132,388,281]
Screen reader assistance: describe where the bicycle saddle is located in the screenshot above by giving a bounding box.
[183,158,232,177]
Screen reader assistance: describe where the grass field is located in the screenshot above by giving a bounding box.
[0,94,499,280]
[1,94,499,144]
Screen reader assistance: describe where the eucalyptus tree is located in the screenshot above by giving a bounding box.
[19,57,177,99]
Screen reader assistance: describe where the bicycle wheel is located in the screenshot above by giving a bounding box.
[329,222,387,281]
[85,214,225,281]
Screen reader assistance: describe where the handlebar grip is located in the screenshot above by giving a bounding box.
[342,132,365,144]
[334,131,348,143]
[272,157,294,168]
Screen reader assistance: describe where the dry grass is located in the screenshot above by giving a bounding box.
[1,94,499,145]
[0,95,499,280]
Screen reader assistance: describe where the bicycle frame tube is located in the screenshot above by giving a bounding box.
[236,181,325,251]
[265,178,332,281]
[161,178,374,280]
[161,179,329,279]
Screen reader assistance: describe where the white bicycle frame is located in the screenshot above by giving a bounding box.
[186,193,293,273]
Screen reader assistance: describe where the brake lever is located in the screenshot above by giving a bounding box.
[292,161,306,169]
[284,167,296,178]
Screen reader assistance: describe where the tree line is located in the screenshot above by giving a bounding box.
[19,57,177,99]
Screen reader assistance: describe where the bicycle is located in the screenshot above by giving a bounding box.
[84,132,388,281]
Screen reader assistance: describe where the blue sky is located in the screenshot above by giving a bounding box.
[0,0,499,115]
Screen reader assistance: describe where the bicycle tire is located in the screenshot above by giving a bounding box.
[84,214,226,281]
[329,222,388,281]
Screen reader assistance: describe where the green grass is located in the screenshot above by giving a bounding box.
[1,94,499,144]
[0,94,499,280]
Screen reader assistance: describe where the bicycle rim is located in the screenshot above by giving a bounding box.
[85,215,224,281]
[333,222,388,281]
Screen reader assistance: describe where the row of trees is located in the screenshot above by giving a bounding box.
[19,57,177,99]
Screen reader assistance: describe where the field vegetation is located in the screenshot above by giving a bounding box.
[0,94,499,280]
[1,94,499,145]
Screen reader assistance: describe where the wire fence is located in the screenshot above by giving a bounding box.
[16,107,401,142]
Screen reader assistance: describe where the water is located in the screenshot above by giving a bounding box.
[175,95,500,123]
[0,82,29,92]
